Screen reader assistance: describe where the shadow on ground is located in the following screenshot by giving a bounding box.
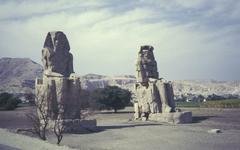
[192,115,218,123]
[96,111,134,114]
[99,122,162,130]
[70,122,162,135]
[0,144,21,150]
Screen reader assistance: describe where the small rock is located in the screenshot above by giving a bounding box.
[208,129,221,134]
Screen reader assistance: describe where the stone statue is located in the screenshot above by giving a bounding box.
[36,31,80,120]
[35,31,96,132]
[134,45,192,123]
[136,45,158,83]
[42,31,73,77]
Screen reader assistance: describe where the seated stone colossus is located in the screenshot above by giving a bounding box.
[134,45,192,123]
[35,31,81,126]
[35,31,96,132]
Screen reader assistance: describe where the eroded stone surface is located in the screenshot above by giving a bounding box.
[136,45,158,83]
[35,31,81,121]
[35,75,81,120]
[149,111,192,124]
[42,31,73,77]
[47,119,97,133]
[134,45,191,123]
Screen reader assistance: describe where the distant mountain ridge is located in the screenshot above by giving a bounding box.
[0,57,240,98]
[0,57,42,93]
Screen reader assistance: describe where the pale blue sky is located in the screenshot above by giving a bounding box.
[0,0,240,80]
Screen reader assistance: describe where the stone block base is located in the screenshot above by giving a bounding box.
[149,111,192,124]
[48,119,97,133]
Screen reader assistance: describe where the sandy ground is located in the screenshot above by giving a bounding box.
[0,106,240,150]
[0,128,76,150]
[0,106,33,129]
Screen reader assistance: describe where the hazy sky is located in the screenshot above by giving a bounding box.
[0,0,240,80]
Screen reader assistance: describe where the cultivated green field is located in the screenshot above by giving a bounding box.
[176,99,240,108]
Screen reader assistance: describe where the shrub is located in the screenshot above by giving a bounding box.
[0,92,21,110]
[92,86,132,112]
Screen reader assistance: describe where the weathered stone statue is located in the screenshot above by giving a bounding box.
[136,45,158,83]
[42,31,73,77]
[35,31,96,132]
[134,45,192,123]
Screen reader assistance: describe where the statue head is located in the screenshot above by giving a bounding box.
[43,31,70,53]
[140,45,154,61]
[136,45,159,83]
[42,31,74,77]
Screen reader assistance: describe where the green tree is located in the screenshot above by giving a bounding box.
[0,92,21,110]
[93,86,132,113]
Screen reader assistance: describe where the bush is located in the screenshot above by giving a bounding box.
[206,94,225,101]
[92,86,132,112]
[0,92,21,110]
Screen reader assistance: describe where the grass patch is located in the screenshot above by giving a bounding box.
[176,102,201,108]
[176,99,240,108]
[201,99,240,108]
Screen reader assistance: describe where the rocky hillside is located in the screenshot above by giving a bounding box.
[0,57,42,93]
[81,74,136,91]
[81,76,240,97]
[173,80,240,97]
[0,57,239,98]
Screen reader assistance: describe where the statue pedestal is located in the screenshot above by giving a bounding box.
[149,111,192,124]
[48,119,97,133]
[35,74,81,120]
[35,74,98,133]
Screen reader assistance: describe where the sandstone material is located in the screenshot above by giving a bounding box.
[42,31,73,77]
[48,119,97,133]
[35,31,96,132]
[35,32,81,120]
[134,45,192,123]
[134,45,175,117]
[136,45,158,83]
[35,75,81,119]
[149,111,192,124]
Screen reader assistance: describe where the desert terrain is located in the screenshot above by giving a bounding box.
[0,106,240,150]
